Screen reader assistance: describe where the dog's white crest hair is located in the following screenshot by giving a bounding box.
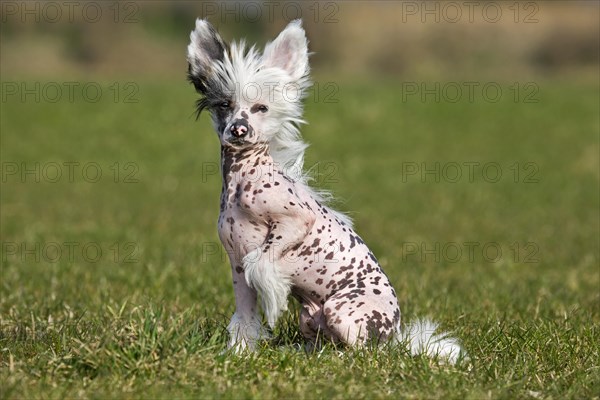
[188,19,352,227]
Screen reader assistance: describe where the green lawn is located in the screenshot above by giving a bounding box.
[1,80,598,399]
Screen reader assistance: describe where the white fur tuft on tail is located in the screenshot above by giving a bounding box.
[398,319,465,364]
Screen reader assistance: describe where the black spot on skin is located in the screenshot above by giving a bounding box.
[298,247,313,257]
[241,111,249,119]
[393,309,400,323]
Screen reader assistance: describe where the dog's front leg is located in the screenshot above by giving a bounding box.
[243,212,316,328]
[227,261,268,352]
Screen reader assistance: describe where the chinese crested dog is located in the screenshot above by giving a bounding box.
[187,19,464,363]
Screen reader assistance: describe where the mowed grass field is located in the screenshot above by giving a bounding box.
[1,80,598,399]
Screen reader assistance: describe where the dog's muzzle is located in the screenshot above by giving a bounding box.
[229,118,251,138]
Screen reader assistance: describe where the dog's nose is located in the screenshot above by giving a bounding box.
[229,119,249,138]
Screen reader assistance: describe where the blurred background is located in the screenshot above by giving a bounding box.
[1,1,598,80]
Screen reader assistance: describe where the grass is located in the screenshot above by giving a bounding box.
[1,79,599,399]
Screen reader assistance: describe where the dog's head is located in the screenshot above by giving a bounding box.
[187,19,310,149]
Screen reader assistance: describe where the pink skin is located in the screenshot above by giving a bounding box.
[219,143,400,349]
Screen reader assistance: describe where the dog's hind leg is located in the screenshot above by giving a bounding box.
[298,303,337,351]
[322,291,399,346]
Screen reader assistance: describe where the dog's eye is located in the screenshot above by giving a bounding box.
[254,104,268,113]
[219,101,230,110]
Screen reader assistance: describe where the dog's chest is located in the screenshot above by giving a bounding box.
[218,208,268,262]
[217,146,280,259]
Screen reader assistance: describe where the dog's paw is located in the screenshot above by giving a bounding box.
[227,312,269,352]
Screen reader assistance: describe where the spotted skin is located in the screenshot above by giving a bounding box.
[218,142,401,347]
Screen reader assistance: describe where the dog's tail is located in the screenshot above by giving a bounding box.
[396,319,465,364]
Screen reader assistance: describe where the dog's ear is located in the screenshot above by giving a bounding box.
[262,19,309,81]
[187,19,226,93]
